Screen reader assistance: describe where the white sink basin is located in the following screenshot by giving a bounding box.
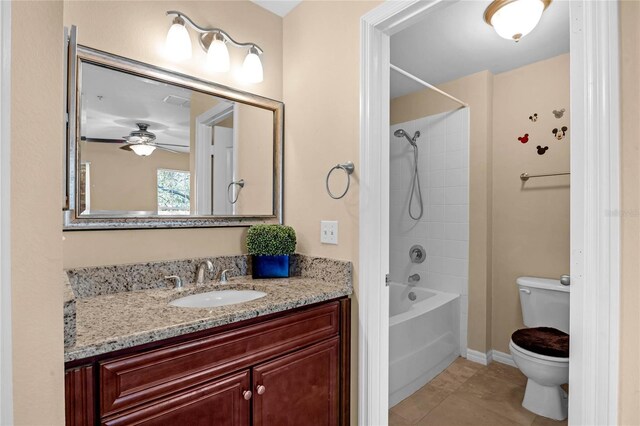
[169,290,267,308]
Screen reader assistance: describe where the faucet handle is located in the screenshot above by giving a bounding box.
[165,275,183,289]
[220,269,232,284]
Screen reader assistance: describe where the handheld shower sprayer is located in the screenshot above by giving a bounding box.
[393,128,424,220]
[393,129,420,147]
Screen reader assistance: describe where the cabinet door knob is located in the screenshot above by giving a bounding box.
[243,390,252,400]
[256,385,266,395]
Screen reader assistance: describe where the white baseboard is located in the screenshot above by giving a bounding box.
[465,349,516,368]
[466,349,493,366]
[491,350,517,367]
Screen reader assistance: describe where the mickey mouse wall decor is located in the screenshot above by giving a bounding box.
[536,146,549,155]
[518,133,529,144]
[529,113,538,122]
[552,108,566,119]
[552,126,568,140]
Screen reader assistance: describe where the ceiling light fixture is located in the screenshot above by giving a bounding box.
[165,11,264,82]
[130,144,156,157]
[484,0,551,42]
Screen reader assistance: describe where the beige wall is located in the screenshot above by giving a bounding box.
[619,1,640,423]
[391,71,494,353]
[491,54,570,352]
[283,2,379,423]
[82,142,189,212]
[62,0,283,268]
[11,2,65,424]
[235,104,273,215]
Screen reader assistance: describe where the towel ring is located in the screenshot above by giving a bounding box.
[326,162,355,200]
[227,179,245,204]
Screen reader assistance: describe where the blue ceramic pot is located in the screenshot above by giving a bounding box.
[251,255,290,279]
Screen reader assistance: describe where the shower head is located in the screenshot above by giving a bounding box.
[394,128,420,146]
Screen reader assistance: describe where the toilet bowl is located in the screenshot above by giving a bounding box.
[509,339,568,420]
[511,277,570,421]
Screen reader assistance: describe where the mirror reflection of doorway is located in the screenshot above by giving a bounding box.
[194,101,237,215]
[212,126,234,215]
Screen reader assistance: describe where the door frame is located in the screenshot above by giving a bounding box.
[358,1,621,425]
[194,101,237,215]
[0,0,12,423]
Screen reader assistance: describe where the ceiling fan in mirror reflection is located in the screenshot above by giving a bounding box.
[80,123,185,157]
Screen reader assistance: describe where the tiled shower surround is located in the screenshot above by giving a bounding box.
[390,108,470,354]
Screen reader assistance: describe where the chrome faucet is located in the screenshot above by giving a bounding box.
[408,273,420,285]
[220,269,232,284]
[165,275,183,289]
[196,260,214,285]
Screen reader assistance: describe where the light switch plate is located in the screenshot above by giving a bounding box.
[320,221,338,244]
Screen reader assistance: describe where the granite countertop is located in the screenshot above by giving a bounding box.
[65,276,351,362]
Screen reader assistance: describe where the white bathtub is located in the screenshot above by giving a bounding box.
[389,282,460,407]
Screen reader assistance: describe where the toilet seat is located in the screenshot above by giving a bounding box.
[510,340,569,364]
[511,327,569,358]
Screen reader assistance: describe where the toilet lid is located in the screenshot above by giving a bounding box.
[511,327,569,358]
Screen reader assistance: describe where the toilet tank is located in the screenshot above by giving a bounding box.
[517,276,570,334]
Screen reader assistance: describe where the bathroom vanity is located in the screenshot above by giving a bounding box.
[63,255,352,426]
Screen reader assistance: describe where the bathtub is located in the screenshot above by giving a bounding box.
[389,282,460,407]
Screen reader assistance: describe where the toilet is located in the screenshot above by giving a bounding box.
[509,276,570,421]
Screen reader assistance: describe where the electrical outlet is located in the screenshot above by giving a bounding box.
[320,221,338,245]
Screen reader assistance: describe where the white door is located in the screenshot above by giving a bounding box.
[212,126,233,215]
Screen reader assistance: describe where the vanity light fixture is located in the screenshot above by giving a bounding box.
[165,16,192,61]
[165,11,264,83]
[242,46,264,84]
[484,0,552,42]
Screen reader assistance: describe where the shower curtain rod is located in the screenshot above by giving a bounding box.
[390,64,469,108]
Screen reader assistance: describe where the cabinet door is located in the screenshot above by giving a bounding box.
[66,366,94,426]
[252,338,339,426]
[103,370,250,426]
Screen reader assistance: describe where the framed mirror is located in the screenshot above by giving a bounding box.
[63,31,283,230]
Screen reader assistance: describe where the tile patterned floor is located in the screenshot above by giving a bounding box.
[389,357,568,426]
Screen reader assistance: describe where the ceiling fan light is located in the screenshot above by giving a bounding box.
[485,0,550,42]
[206,33,230,72]
[130,144,156,157]
[165,17,192,61]
[241,46,263,84]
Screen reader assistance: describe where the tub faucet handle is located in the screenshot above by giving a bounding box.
[408,273,420,285]
[409,245,426,264]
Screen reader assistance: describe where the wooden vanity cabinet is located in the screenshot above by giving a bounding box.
[253,338,339,426]
[65,298,350,426]
[103,371,251,426]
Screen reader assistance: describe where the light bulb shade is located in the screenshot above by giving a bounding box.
[241,48,263,83]
[130,144,156,156]
[206,37,230,72]
[165,19,192,61]
[485,0,550,42]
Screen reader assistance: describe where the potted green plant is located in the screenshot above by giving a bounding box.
[246,224,297,279]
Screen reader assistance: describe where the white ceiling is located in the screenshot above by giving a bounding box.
[390,0,570,99]
[82,63,195,151]
[250,0,301,17]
